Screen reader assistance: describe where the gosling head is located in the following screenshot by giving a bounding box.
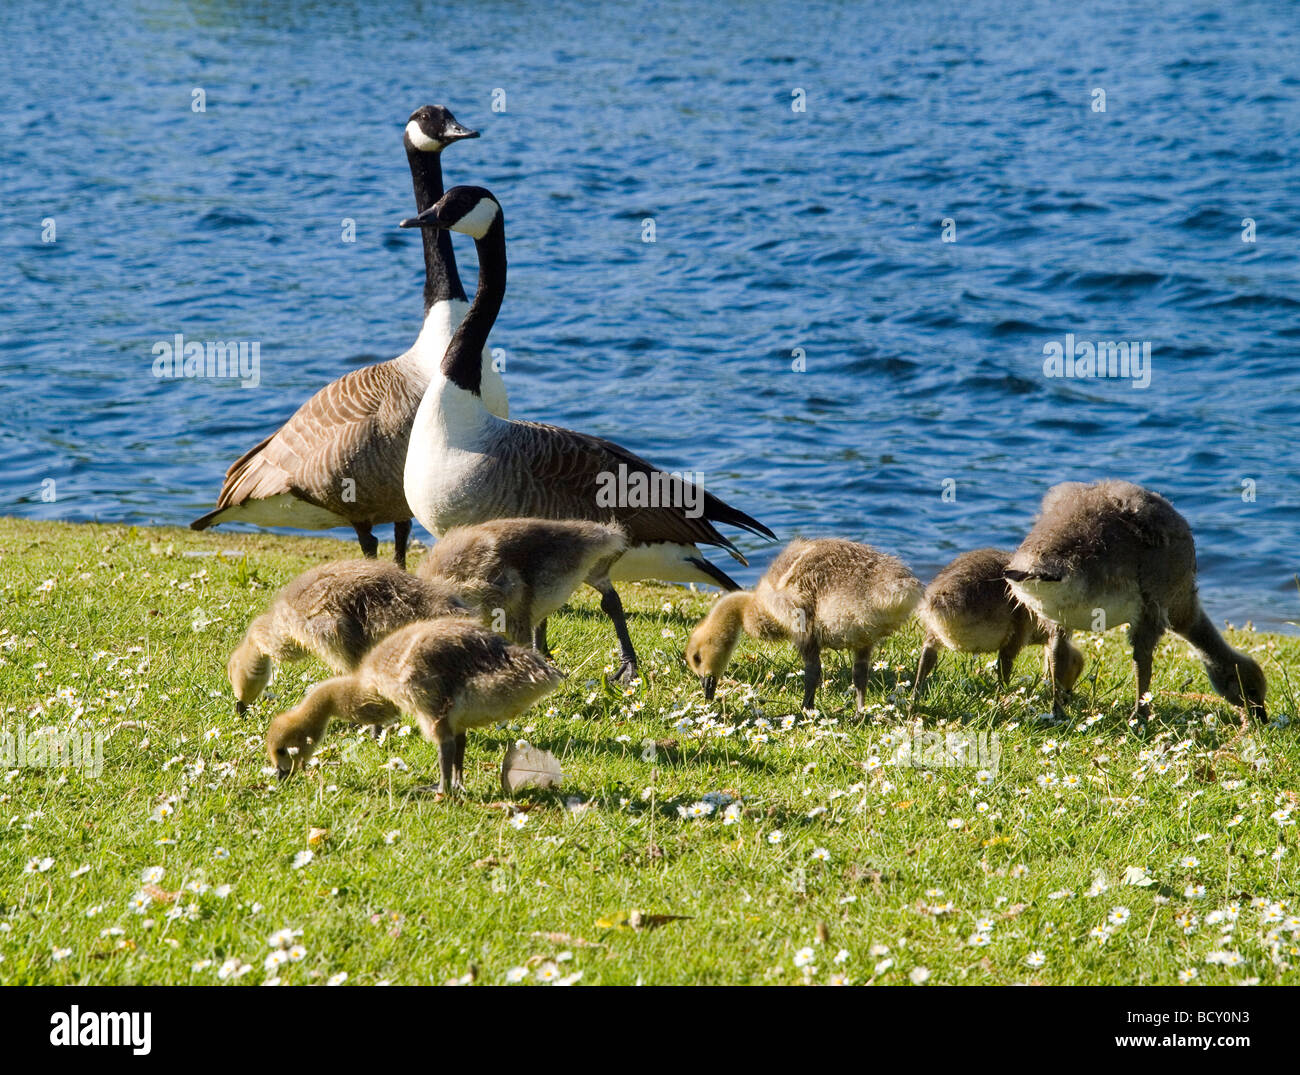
[265,709,321,781]
[1205,653,1267,721]
[400,185,501,240]
[227,640,271,717]
[403,104,479,153]
[422,578,475,620]
[685,603,746,702]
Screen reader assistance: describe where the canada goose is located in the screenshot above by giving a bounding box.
[913,548,1085,698]
[228,559,470,715]
[1004,480,1267,723]
[685,538,921,713]
[190,106,507,568]
[398,186,774,680]
[417,518,627,648]
[266,618,563,793]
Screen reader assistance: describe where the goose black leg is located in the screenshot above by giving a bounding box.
[453,732,467,792]
[352,523,379,559]
[996,641,1024,687]
[852,644,874,714]
[593,580,638,682]
[799,638,822,712]
[436,733,456,796]
[393,519,412,570]
[1128,613,1163,729]
[1047,627,1074,718]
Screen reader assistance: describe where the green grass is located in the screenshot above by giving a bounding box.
[0,516,1296,986]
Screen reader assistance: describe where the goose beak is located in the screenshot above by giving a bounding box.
[277,768,290,782]
[443,123,479,142]
[399,206,445,230]
[235,700,248,717]
[701,675,717,701]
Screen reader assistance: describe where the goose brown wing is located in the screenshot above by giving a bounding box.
[505,420,773,561]
[207,361,416,512]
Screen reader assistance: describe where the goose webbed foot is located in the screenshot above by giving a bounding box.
[613,658,639,684]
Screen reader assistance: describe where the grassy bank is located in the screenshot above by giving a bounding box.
[0,517,1296,986]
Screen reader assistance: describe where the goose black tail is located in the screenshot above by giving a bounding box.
[702,492,777,542]
[190,508,222,532]
[687,557,743,592]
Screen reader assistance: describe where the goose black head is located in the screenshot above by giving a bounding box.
[400,185,501,240]
[404,105,479,152]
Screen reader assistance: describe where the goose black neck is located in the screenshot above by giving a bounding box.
[442,217,506,395]
[406,144,467,311]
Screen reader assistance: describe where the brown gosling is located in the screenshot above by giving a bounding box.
[417,518,627,651]
[265,618,563,793]
[685,538,921,713]
[1005,479,1267,725]
[914,548,1085,698]
[228,560,470,715]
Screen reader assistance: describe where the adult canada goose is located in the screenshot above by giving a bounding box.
[417,518,627,648]
[190,106,507,567]
[1004,480,1267,724]
[913,548,1085,698]
[266,618,563,794]
[228,559,470,715]
[685,538,921,713]
[398,186,775,680]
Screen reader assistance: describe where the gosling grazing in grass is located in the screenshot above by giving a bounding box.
[1004,480,1267,724]
[914,548,1085,698]
[265,618,563,793]
[686,538,921,713]
[228,560,470,715]
[417,518,627,650]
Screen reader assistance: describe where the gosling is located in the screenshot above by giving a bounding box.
[1004,479,1267,724]
[417,518,626,650]
[228,560,470,715]
[265,618,563,793]
[913,548,1085,698]
[686,538,921,713]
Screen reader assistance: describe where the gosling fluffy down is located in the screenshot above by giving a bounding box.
[686,538,921,713]
[228,560,470,714]
[266,618,563,794]
[914,548,1084,697]
[418,518,626,647]
[1005,479,1266,723]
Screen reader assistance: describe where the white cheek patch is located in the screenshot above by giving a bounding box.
[455,198,500,239]
[405,120,443,152]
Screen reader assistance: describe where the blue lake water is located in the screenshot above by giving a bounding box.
[3,0,1298,629]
